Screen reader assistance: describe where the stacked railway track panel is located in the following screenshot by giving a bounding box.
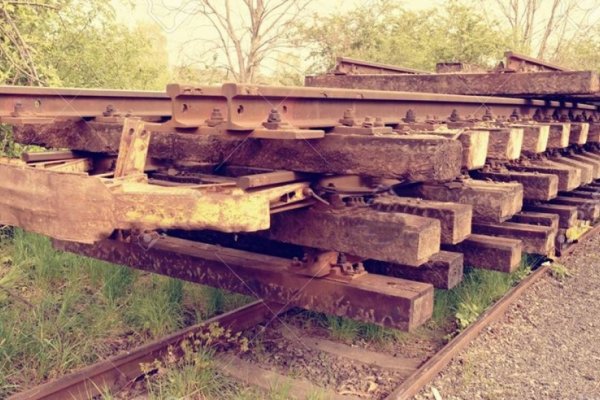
[2,51,600,398]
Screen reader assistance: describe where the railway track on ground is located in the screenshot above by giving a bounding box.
[9,259,555,400]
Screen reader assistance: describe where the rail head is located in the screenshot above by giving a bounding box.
[504,51,570,73]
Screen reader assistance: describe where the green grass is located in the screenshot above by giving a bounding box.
[144,345,327,400]
[0,223,541,398]
[0,228,253,397]
[549,262,571,281]
[432,256,535,332]
[146,348,235,399]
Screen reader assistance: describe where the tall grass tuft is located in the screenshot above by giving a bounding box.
[0,229,252,397]
[432,256,533,331]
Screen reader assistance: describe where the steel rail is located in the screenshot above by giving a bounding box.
[167,83,597,130]
[333,56,430,75]
[8,300,282,400]
[0,86,170,119]
[384,263,551,400]
[0,83,595,128]
[504,51,570,72]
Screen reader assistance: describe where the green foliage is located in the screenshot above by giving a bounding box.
[432,258,533,332]
[44,22,170,89]
[297,0,510,73]
[326,315,360,342]
[0,1,169,89]
[0,230,251,396]
[549,262,571,282]
[303,312,408,345]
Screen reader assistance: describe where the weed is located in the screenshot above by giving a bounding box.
[146,348,234,400]
[0,229,252,397]
[432,257,533,331]
[126,275,184,337]
[205,285,226,315]
[326,315,359,342]
[549,262,571,281]
[102,265,135,304]
[143,323,249,400]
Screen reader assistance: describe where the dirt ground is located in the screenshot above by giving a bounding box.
[415,233,600,400]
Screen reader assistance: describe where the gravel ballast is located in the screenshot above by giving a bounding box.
[415,233,600,400]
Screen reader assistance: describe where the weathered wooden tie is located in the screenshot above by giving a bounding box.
[508,162,581,192]
[266,206,441,266]
[13,121,463,182]
[472,222,556,256]
[442,234,522,273]
[372,196,472,244]
[365,251,464,290]
[473,170,558,201]
[515,124,549,154]
[524,203,578,229]
[396,180,523,223]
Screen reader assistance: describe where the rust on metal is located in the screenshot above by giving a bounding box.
[9,300,280,400]
[332,56,430,75]
[0,85,170,120]
[503,51,570,73]
[167,83,592,130]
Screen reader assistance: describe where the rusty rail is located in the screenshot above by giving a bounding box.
[333,56,430,75]
[0,84,596,130]
[504,51,569,73]
[8,258,558,400]
[9,300,281,400]
[168,83,596,130]
[0,86,170,120]
[385,263,550,400]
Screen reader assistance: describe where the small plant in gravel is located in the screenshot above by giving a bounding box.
[549,262,572,282]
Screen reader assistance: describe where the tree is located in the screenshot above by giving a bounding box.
[298,0,510,73]
[483,0,600,60]
[0,0,170,89]
[185,0,312,83]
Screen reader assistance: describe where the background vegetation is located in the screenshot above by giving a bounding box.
[2,0,599,88]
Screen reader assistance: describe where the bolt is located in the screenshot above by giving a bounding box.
[404,109,416,123]
[339,108,356,126]
[449,109,460,122]
[559,111,569,122]
[11,102,23,117]
[542,110,552,123]
[533,109,543,122]
[482,108,493,121]
[266,108,282,123]
[103,104,115,117]
[568,110,575,122]
[205,107,224,127]
[510,109,520,122]
[374,117,384,127]
[362,116,374,128]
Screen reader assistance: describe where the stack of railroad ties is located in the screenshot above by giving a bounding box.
[0,51,599,332]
